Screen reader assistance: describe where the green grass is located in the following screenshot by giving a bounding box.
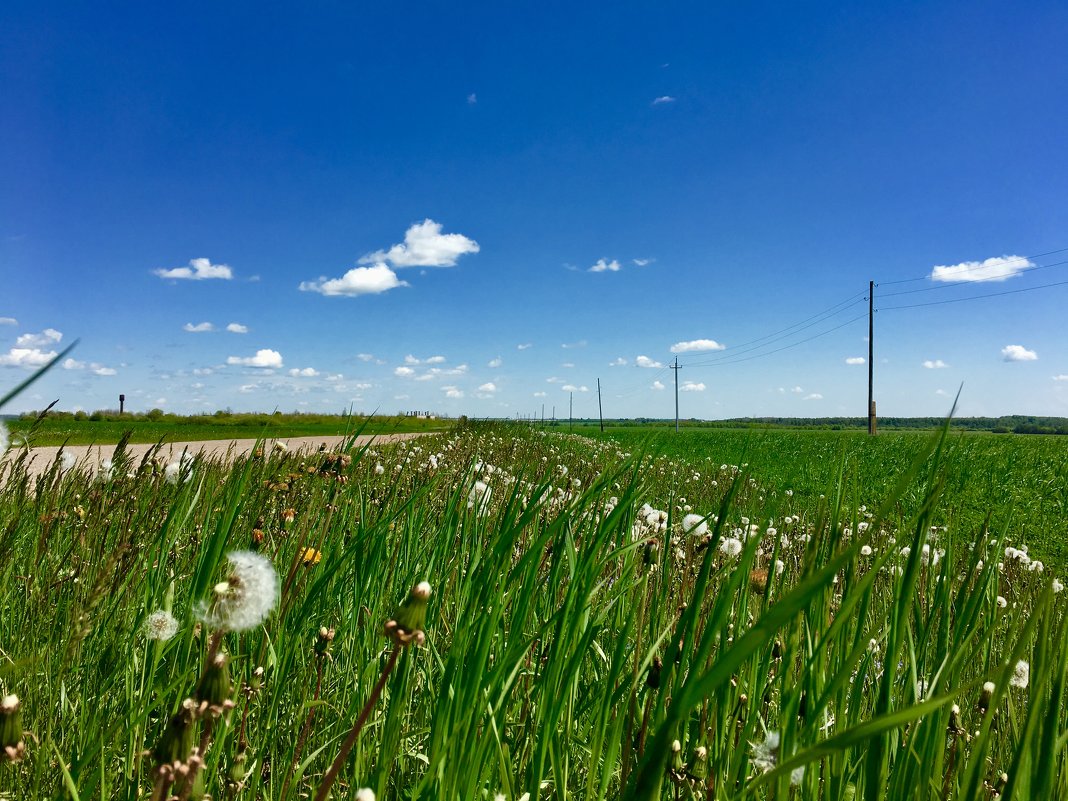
[4,413,449,446]
[1,421,1065,800]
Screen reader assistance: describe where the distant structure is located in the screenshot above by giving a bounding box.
[119,394,125,414]
[403,410,436,419]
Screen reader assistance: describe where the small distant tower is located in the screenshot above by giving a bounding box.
[119,394,125,414]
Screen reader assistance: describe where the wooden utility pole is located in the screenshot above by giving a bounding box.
[569,392,573,432]
[868,280,877,435]
[597,378,604,432]
[670,357,680,432]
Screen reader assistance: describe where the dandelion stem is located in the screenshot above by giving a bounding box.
[314,645,401,801]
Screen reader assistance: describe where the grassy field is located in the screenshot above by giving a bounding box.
[1,421,1065,799]
[2,412,449,447]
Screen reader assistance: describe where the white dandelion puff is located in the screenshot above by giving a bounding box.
[144,609,179,641]
[719,537,743,558]
[60,450,76,474]
[355,790,375,801]
[681,513,708,536]
[750,730,780,772]
[1010,660,1029,689]
[196,550,279,632]
[0,421,7,453]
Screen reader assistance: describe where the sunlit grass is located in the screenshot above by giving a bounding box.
[0,421,1065,800]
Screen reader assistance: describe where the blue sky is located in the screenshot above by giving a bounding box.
[2,1,1067,419]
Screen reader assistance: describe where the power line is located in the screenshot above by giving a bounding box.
[877,246,1068,286]
[685,313,868,368]
[878,259,1068,298]
[878,277,1068,311]
[681,294,866,367]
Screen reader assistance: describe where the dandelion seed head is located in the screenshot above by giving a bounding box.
[1011,660,1029,689]
[681,513,707,536]
[144,610,179,641]
[196,550,278,632]
[750,731,780,772]
[719,537,743,558]
[0,421,7,453]
[1053,578,1064,593]
[355,790,375,801]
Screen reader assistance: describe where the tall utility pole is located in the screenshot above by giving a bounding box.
[541,404,545,426]
[597,378,604,432]
[569,392,573,432]
[670,356,680,433]
[868,280,876,435]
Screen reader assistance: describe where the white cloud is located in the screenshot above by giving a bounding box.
[0,348,57,368]
[467,93,477,105]
[227,322,248,334]
[16,328,62,348]
[633,258,654,267]
[561,341,587,349]
[1002,344,1038,362]
[394,366,416,377]
[935,388,949,396]
[803,393,823,400]
[562,384,589,392]
[184,322,214,333]
[193,367,214,376]
[442,386,464,399]
[356,353,375,362]
[635,355,664,368]
[425,355,446,364]
[155,257,233,281]
[609,357,627,367]
[300,262,407,297]
[361,219,479,268]
[227,349,283,369]
[533,391,547,397]
[680,381,705,392]
[652,380,666,390]
[1053,375,1068,381]
[790,386,804,394]
[652,96,676,105]
[478,382,497,392]
[589,258,621,273]
[289,367,319,377]
[930,254,1035,283]
[517,343,533,350]
[845,357,866,365]
[62,358,117,376]
[239,383,258,393]
[0,317,16,325]
[561,362,575,369]
[923,359,948,369]
[671,339,725,354]
[404,354,421,365]
[488,356,503,368]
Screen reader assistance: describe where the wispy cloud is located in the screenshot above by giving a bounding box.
[562,384,589,392]
[844,356,866,365]
[930,254,1035,283]
[155,257,233,281]
[1053,375,1068,382]
[635,355,664,368]
[517,343,533,350]
[0,317,16,326]
[478,382,497,392]
[226,322,248,334]
[652,380,666,390]
[184,322,214,333]
[680,381,705,392]
[923,359,948,369]
[671,339,725,354]
[609,357,627,367]
[394,366,416,377]
[288,367,319,377]
[442,386,464,399]
[803,393,823,400]
[561,341,587,349]
[467,93,477,105]
[1002,344,1038,362]
[652,96,676,105]
[227,349,283,369]
[63,358,117,376]
[632,258,654,267]
[361,219,479,268]
[299,263,407,297]
[589,258,621,273]
[488,356,503,368]
[16,329,62,348]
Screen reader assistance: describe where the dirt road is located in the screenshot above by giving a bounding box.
[2,432,428,478]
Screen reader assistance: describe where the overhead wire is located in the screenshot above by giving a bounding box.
[878,277,1068,311]
[877,259,1068,298]
[877,247,1068,286]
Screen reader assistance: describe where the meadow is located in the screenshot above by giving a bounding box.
[1,420,1066,800]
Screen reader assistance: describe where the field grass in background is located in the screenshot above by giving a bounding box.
[3,412,448,446]
[1,421,1066,799]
